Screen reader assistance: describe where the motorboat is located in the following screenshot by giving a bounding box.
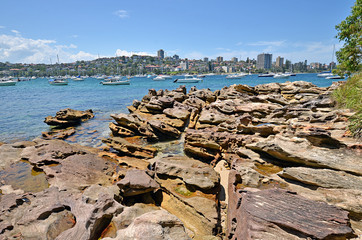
[153,75,168,81]
[49,78,68,85]
[317,71,334,78]
[273,73,290,79]
[72,75,84,81]
[284,72,296,76]
[197,74,206,78]
[325,75,345,79]
[174,75,203,83]
[101,77,130,85]
[0,78,17,86]
[258,73,275,77]
[226,73,247,79]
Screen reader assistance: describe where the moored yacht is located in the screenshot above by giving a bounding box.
[258,73,275,77]
[174,75,203,83]
[273,73,290,79]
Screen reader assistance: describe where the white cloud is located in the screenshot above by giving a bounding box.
[115,49,154,57]
[114,10,129,18]
[0,26,5,29]
[0,33,98,63]
[70,34,78,38]
[248,40,286,47]
[11,30,21,36]
[236,42,243,46]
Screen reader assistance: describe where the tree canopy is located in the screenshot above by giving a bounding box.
[335,0,362,74]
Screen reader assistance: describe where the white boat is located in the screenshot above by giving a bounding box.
[0,78,17,86]
[73,76,84,81]
[153,75,169,81]
[174,75,203,83]
[317,72,334,78]
[258,73,275,77]
[273,73,290,79]
[197,74,206,78]
[226,73,247,79]
[49,78,68,85]
[101,77,130,85]
[325,75,345,79]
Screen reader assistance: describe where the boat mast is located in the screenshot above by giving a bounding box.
[331,44,335,72]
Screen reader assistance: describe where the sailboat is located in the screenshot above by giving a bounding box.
[317,45,337,78]
[49,55,68,85]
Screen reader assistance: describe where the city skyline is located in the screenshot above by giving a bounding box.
[0,0,355,64]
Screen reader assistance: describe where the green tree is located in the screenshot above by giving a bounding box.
[335,0,362,74]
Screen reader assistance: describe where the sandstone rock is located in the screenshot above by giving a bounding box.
[295,127,346,148]
[279,167,362,190]
[117,169,160,197]
[145,96,175,112]
[103,209,191,240]
[183,96,206,111]
[255,82,281,93]
[227,188,354,240]
[246,135,362,176]
[150,114,185,128]
[109,122,135,137]
[0,187,123,240]
[111,113,144,131]
[163,106,191,120]
[198,108,230,125]
[148,120,181,140]
[42,127,76,140]
[44,108,94,127]
[102,137,157,159]
[153,156,220,190]
[21,139,115,190]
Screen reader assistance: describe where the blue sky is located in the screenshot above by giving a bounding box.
[0,0,355,64]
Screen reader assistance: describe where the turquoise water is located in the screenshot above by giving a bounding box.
[0,74,342,145]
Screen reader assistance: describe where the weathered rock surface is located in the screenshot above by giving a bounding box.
[118,169,160,196]
[44,108,94,127]
[153,156,220,190]
[102,137,157,159]
[103,209,191,240]
[227,188,354,240]
[279,167,362,190]
[20,139,115,190]
[246,135,362,176]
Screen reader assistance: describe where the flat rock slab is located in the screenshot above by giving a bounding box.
[228,188,353,239]
[279,167,362,190]
[117,169,160,196]
[246,135,362,176]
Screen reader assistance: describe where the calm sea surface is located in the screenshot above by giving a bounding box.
[0,74,342,145]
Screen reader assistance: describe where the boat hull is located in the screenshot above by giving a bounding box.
[0,81,16,86]
[101,81,130,85]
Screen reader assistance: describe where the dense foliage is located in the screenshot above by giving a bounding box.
[335,0,362,74]
[333,72,362,138]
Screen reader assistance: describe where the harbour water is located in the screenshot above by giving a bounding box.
[0,74,342,145]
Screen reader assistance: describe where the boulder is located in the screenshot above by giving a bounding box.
[148,120,181,140]
[153,156,220,190]
[44,108,94,127]
[111,113,144,131]
[198,108,230,125]
[117,169,160,197]
[163,106,191,121]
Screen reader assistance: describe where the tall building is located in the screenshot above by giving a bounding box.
[204,57,209,62]
[157,49,165,59]
[231,57,238,63]
[180,61,189,70]
[257,53,272,69]
[276,56,284,67]
[216,56,223,62]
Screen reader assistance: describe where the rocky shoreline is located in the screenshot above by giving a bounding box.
[0,81,361,239]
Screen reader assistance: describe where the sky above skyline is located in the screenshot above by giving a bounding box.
[0,0,356,64]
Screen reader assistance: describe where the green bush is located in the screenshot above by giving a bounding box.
[333,72,362,138]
